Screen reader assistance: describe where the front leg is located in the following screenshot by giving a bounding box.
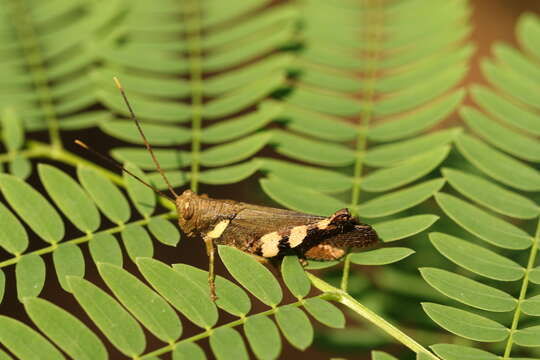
[203,218,232,301]
[203,234,218,301]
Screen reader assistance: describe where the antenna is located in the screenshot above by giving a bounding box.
[113,77,180,198]
[74,140,175,203]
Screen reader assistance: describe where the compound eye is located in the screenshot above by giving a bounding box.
[182,201,194,220]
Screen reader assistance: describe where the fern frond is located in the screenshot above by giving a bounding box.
[423,13,540,359]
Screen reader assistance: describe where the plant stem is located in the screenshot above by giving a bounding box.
[0,211,176,268]
[308,273,440,360]
[343,0,383,291]
[502,217,540,358]
[340,254,351,291]
[185,0,203,193]
[139,296,310,359]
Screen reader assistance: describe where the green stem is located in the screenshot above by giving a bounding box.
[308,273,440,360]
[0,211,176,268]
[343,0,383,289]
[503,217,540,358]
[8,0,62,150]
[140,296,310,359]
[340,254,351,291]
[185,1,203,193]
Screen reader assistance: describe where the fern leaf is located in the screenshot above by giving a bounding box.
[425,14,540,357]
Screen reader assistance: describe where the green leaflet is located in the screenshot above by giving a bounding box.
[67,276,146,357]
[24,298,107,360]
[53,243,85,292]
[93,67,190,99]
[258,158,353,193]
[89,233,123,267]
[147,217,180,246]
[521,295,540,316]
[202,72,285,119]
[430,344,498,360]
[530,266,540,285]
[372,351,399,360]
[272,130,356,167]
[482,60,539,111]
[201,102,281,143]
[205,55,293,95]
[455,133,540,192]
[121,224,154,262]
[368,89,465,142]
[364,128,460,167]
[358,179,446,218]
[98,263,182,342]
[100,120,191,145]
[199,161,260,185]
[218,245,282,306]
[209,328,249,360]
[77,165,131,224]
[98,88,191,123]
[517,13,540,60]
[514,326,540,347]
[373,66,467,117]
[420,267,517,312]
[244,315,282,360]
[136,258,218,328]
[112,148,192,170]
[0,316,65,360]
[0,107,24,152]
[429,232,525,281]
[460,106,540,162]
[362,146,450,192]
[286,86,363,117]
[470,85,540,136]
[172,264,251,317]
[275,305,314,350]
[435,192,532,250]
[281,255,310,299]
[442,168,539,219]
[373,215,439,243]
[0,174,64,243]
[422,302,509,342]
[8,155,32,180]
[16,254,45,301]
[303,298,345,328]
[281,103,357,142]
[200,132,272,167]
[173,343,206,360]
[0,202,28,255]
[349,248,415,266]
[38,164,100,233]
[260,176,347,216]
